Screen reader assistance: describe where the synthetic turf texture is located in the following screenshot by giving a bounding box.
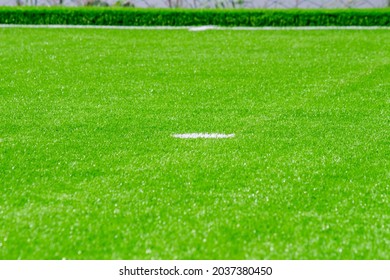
[0,28,389,260]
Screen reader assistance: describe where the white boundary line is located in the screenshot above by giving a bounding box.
[0,24,390,30]
[0,24,187,30]
[172,133,235,139]
[189,25,390,31]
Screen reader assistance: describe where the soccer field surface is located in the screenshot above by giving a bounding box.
[0,27,389,259]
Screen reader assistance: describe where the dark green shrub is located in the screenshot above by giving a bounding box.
[0,7,389,27]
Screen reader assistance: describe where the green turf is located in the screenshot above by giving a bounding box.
[0,27,389,260]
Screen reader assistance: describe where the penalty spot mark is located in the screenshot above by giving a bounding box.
[172,133,235,139]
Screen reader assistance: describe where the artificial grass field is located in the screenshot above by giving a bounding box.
[0,27,389,260]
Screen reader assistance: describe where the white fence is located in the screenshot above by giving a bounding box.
[1,0,389,8]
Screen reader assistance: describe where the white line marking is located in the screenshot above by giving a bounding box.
[188,25,217,31]
[220,26,390,30]
[0,24,187,30]
[172,133,235,139]
[1,24,390,31]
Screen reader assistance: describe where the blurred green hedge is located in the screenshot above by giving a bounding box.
[0,7,389,26]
